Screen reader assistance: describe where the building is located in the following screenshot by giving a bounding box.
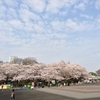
[9,56,17,63]
[9,56,22,65]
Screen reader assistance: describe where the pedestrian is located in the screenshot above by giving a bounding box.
[31,82,34,89]
[10,89,15,100]
[48,83,50,87]
[60,84,62,87]
[64,82,66,86]
[1,84,4,91]
[34,82,37,89]
[68,82,70,86]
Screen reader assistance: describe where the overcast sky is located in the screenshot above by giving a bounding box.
[0,0,100,72]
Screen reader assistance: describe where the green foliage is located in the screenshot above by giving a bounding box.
[89,72,97,76]
[22,57,37,65]
[12,80,32,87]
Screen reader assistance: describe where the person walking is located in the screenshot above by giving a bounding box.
[1,84,4,91]
[10,89,15,100]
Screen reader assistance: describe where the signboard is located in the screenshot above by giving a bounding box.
[52,80,55,84]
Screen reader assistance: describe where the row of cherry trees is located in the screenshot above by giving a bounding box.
[0,61,89,83]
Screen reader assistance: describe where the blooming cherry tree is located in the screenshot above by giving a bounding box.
[0,60,89,83]
[61,63,89,80]
[0,63,19,83]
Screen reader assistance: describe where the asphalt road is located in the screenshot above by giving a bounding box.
[0,89,75,100]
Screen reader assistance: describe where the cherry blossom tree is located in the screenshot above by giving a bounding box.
[41,62,64,81]
[12,63,46,81]
[96,69,100,76]
[0,63,6,81]
[61,63,89,80]
[0,63,19,83]
[0,60,89,84]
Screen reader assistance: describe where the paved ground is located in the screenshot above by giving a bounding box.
[0,89,75,100]
[36,84,100,100]
[0,84,100,100]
